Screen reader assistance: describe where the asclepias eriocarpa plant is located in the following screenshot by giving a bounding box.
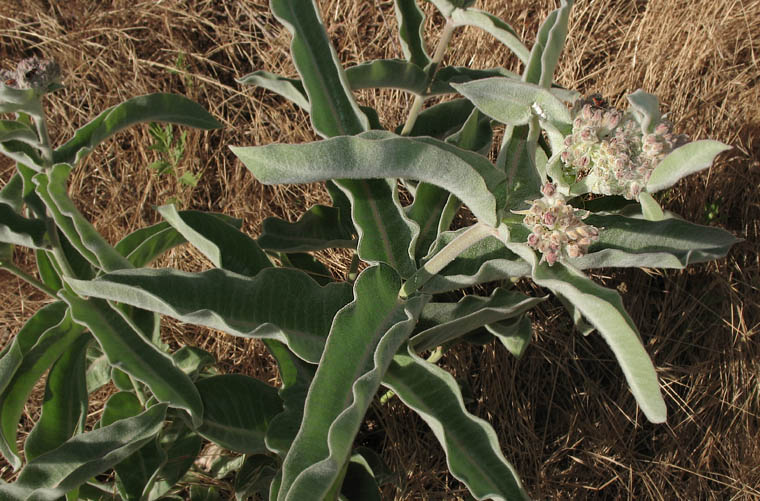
[0,0,741,500]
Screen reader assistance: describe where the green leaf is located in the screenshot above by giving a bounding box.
[235,454,279,501]
[17,163,46,217]
[59,292,204,427]
[0,172,24,213]
[257,205,356,252]
[158,205,272,276]
[497,124,543,210]
[394,0,430,68]
[231,132,502,226]
[574,213,741,269]
[429,66,519,96]
[383,344,528,500]
[340,455,382,501]
[0,139,44,170]
[511,244,666,423]
[54,93,221,165]
[237,70,309,110]
[627,90,661,133]
[172,346,216,379]
[0,202,50,249]
[190,485,222,501]
[646,140,731,193]
[279,252,334,285]
[147,420,203,501]
[5,404,167,501]
[411,288,546,352]
[400,98,475,139]
[66,267,354,364]
[0,302,85,470]
[450,9,529,64]
[34,164,132,272]
[278,265,428,500]
[638,192,664,221]
[522,0,573,87]
[115,222,186,268]
[36,249,64,291]
[195,374,283,454]
[452,78,571,127]
[23,334,90,461]
[0,119,38,145]
[270,0,369,137]
[345,59,427,93]
[485,315,533,359]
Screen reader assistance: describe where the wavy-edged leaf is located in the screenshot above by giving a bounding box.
[66,267,353,364]
[231,132,502,226]
[23,334,90,461]
[4,404,167,501]
[646,140,731,193]
[257,205,356,252]
[511,244,666,423]
[115,221,184,267]
[485,315,533,359]
[383,343,528,500]
[0,139,44,170]
[237,71,309,110]
[158,205,271,276]
[278,265,428,501]
[450,9,529,64]
[35,249,63,292]
[574,213,741,269]
[411,288,545,352]
[345,59,427,93]
[54,93,221,165]
[34,164,132,271]
[59,291,204,427]
[279,252,333,285]
[394,0,430,68]
[523,0,573,87]
[0,202,50,249]
[195,374,283,454]
[0,302,85,470]
[270,0,368,137]
[429,66,519,96]
[0,119,38,145]
[0,172,24,213]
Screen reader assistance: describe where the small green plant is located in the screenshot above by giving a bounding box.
[0,1,740,499]
[147,122,200,205]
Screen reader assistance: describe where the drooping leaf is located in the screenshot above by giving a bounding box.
[522,0,573,87]
[429,66,520,95]
[237,70,309,110]
[450,9,529,64]
[66,267,354,364]
[257,205,356,252]
[0,202,50,249]
[278,265,428,501]
[195,374,283,454]
[383,344,529,500]
[394,0,430,68]
[646,140,731,193]
[485,315,533,359]
[270,0,369,137]
[54,93,221,165]
[411,288,546,352]
[59,292,204,427]
[345,59,427,94]
[23,334,90,461]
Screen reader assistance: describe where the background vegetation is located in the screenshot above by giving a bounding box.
[1,0,758,498]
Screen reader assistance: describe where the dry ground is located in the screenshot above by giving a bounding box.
[1,0,759,499]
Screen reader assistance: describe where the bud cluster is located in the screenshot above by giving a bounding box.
[560,94,688,200]
[518,183,600,266]
[1,56,60,92]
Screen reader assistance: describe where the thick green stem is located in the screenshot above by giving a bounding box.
[0,259,59,298]
[400,18,457,136]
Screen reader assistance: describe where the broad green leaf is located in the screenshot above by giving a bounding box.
[0,172,24,212]
[511,244,666,423]
[638,192,664,221]
[5,404,167,501]
[36,249,63,291]
[0,202,50,249]
[23,334,90,461]
[383,344,528,500]
[340,456,382,501]
[279,252,334,285]
[278,265,428,501]
[0,85,39,115]
[445,106,493,154]
[646,140,731,193]
[270,0,369,137]
[59,292,204,427]
[158,205,272,277]
[234,454,279,501]
[237,70,309,110]
[523,0,573,88]
[394,0,431,68]
[627,90,661,133]
[399,98,475,139]
[411,288,546,352]
[0,139,43,170]
[231,132,502,226]
[85,353,111,394]
[574,213,741,269]
[257,205,356,252]
[0,302,85,470]
[345,59,427,94]
[0,119,38,145]
[172,346,216,379]
[110,366,135,392]
[54,94,221,165]
[17,163,46,217]
[429,66,519,95]
[497,124,543,209]
[452,78,571,127]
[147,420,203,501]
[66,267,353,363]
[485,315,533,359]
[34,164,132,272]
[407,183,455,262]
[195,374,283,454]
[450,9,529,64]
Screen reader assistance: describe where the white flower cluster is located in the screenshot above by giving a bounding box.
[518,183,600,266]
[1,57,60,92]
[560,95,687,200]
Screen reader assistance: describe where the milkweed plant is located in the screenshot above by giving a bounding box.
[0,0,739,499]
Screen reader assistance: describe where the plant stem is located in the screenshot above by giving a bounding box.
[0,260,59,298]
[400,18,457,136]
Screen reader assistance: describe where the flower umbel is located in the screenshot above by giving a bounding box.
[518,183,600,266]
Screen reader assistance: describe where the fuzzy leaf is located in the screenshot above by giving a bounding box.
[257,205,355,252]
[0,202,50,249]
[0,120,38,145]
[485,315,533,359]
[523,0,573,87]
[450,9,529,64]
[627,90,661,133]
[638,192,665,221]
[345,59,427,93]
[646,140,731,193]
[237,71,309,110]
[429,66,520,95]
[394,0,431,67]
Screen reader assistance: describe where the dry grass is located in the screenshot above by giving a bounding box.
[1,0,759,498]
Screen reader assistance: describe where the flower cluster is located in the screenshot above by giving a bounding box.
[1,56,60,92]
[560,94,687,200]
[518,183,600,266]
